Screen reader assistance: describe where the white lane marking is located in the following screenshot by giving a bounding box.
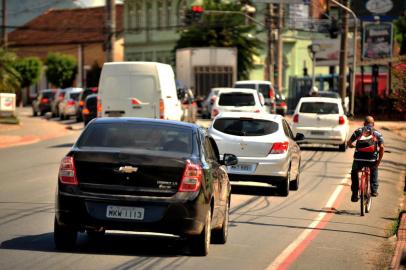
[266,174,351,270]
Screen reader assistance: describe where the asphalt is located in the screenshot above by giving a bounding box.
[1,107,406,269]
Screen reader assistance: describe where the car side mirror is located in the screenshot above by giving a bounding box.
[222,153,238,166]
[294,133,305,141]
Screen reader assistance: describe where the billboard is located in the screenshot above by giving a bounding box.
[362,23,393,60]
[351,0,406,21]
[313,38,353,66]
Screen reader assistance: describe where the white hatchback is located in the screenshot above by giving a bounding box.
[208,112,303,196]
[210,88,265,119]
[291,97,349,151]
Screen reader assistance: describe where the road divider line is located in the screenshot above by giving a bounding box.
[266,174,351,270]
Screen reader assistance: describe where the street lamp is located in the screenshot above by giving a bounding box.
[308,43,321,89]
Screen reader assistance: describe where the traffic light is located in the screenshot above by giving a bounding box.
[183,6,204,26]
[329,17,339,38]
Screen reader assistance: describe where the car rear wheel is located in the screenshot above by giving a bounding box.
[278,171,290,197]
[212,199,229,244]
[339,142,346,152]
[54,217,77,250]
[189,209,211,256]
[32,109,37,117]
[290,161,300,191]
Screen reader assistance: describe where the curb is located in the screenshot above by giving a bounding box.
[391,192,406,269]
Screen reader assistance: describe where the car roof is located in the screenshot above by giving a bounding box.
[91,117,200,131]
[235,80,272,85]
[211,87,232,91]
[218,88,258,94]
[214,112,283,122]
[299,97,341,103]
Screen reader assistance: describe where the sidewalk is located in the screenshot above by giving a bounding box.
[0,107,75,148]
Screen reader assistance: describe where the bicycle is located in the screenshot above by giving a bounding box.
[359,167,372,216]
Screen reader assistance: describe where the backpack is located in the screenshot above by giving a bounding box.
[354,127,378,162]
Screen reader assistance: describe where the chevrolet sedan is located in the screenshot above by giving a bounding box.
[208,112,304,196]
[54,118,237,256]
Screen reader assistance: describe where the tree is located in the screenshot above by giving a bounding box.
[0,49,20,93]
[394,12,406,55]
[13,57,43,88]
[45,53,77,88]
[174,1,263,80]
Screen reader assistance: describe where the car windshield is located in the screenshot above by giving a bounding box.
[300,102,339,114]
[77,123,193,154]
[42,91,55,99]
[213,118,278,136]
[218,93,255,106]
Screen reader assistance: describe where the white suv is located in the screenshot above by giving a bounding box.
[211,88,265,119]
[291,97,349,151]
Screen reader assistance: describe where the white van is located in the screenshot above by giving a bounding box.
[98,62,182,120]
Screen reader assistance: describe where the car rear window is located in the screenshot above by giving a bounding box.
[234,84,256,90]
[318,92,340,98]
[300,102,339,114]
[77,123,193,154]
[70,93,81,101]
[218,93,255,106]
[258,84,271,98]
[86,96,97,109]
[42,91,55,99]
[213,118,278,136]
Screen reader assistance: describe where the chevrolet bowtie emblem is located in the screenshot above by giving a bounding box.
[118,166,138,174]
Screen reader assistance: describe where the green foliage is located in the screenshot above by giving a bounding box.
[45,53,77,88]
[13,57,43,88]
[394,12,406,55]
[0,49,21,93]
[390,63,406,114]
[175,0,263,80]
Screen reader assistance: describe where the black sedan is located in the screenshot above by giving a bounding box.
[54,118,237,256]
[82,94,98,126]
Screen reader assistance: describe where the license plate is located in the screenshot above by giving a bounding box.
[311,131,325,135]
[228,164,255,173]
[106,205,144,220]
[108,111,123,117]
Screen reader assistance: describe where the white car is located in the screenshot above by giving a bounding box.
[208,112,303,196]
[291,97,349,151]
[58,88,83,120]
[211,88,265,119]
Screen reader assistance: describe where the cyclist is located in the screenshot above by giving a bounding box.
[347,116,384,202]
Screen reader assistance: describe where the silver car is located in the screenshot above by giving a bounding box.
[58,88,83,120]
[208,112,304,196]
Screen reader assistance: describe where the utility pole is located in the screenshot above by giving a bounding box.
[338,0,349,104]
[276,1,283,94]
[105,0,115,62]
[265,3,274,84]
[1,0,6,48]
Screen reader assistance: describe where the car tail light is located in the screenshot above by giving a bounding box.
[293,114,299,123]
[270,141,289,154]
[339,116,345,125]
[58,156,78,185]
[279,101,287,107]
[179,160,202,192]
[97,97,102,117]
[41,98,49,103]
[159,99,165,119]
[269,87,275,99]
[67,100,75,106]
[91,87,98,93]
[254,109,261,113]
[79,100,84,107]
[212,109,219,118]
[82,108,90,115]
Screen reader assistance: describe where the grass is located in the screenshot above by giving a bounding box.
[0,116,19,125]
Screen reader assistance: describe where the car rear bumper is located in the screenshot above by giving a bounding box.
[226,154,289,181]
[293,126,347,145]
[55,190,208,236]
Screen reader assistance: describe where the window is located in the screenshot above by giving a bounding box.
[177,0,188,25]
[135,1,142,31]
[127,2,135,30]
[146,1,152,30]
[213,118,279,136]
[299,102,339,114]
[282,120,293,139]
[218,93,255,106]
[203,137,217,162]
[165,0,172,28]
[157,0,164,30]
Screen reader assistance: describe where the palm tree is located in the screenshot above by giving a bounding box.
[0,49,21,93]
[175,0,263,80]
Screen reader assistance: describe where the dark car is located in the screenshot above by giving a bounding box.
[54,118,237,256]
[32,89,56,116]
[275,92,287,116]
[82,94,98,126]
[76,87,98,122]
[51,89,66,117]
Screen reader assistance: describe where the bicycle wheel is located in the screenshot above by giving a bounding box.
[365,171,372,213]
[359,171,365,216]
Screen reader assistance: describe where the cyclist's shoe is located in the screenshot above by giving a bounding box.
[351,193,359,202]
[371,191,378,197]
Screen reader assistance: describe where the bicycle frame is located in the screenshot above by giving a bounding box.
[359,167,372,216]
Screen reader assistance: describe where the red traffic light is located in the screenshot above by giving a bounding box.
[191,6,204,13]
